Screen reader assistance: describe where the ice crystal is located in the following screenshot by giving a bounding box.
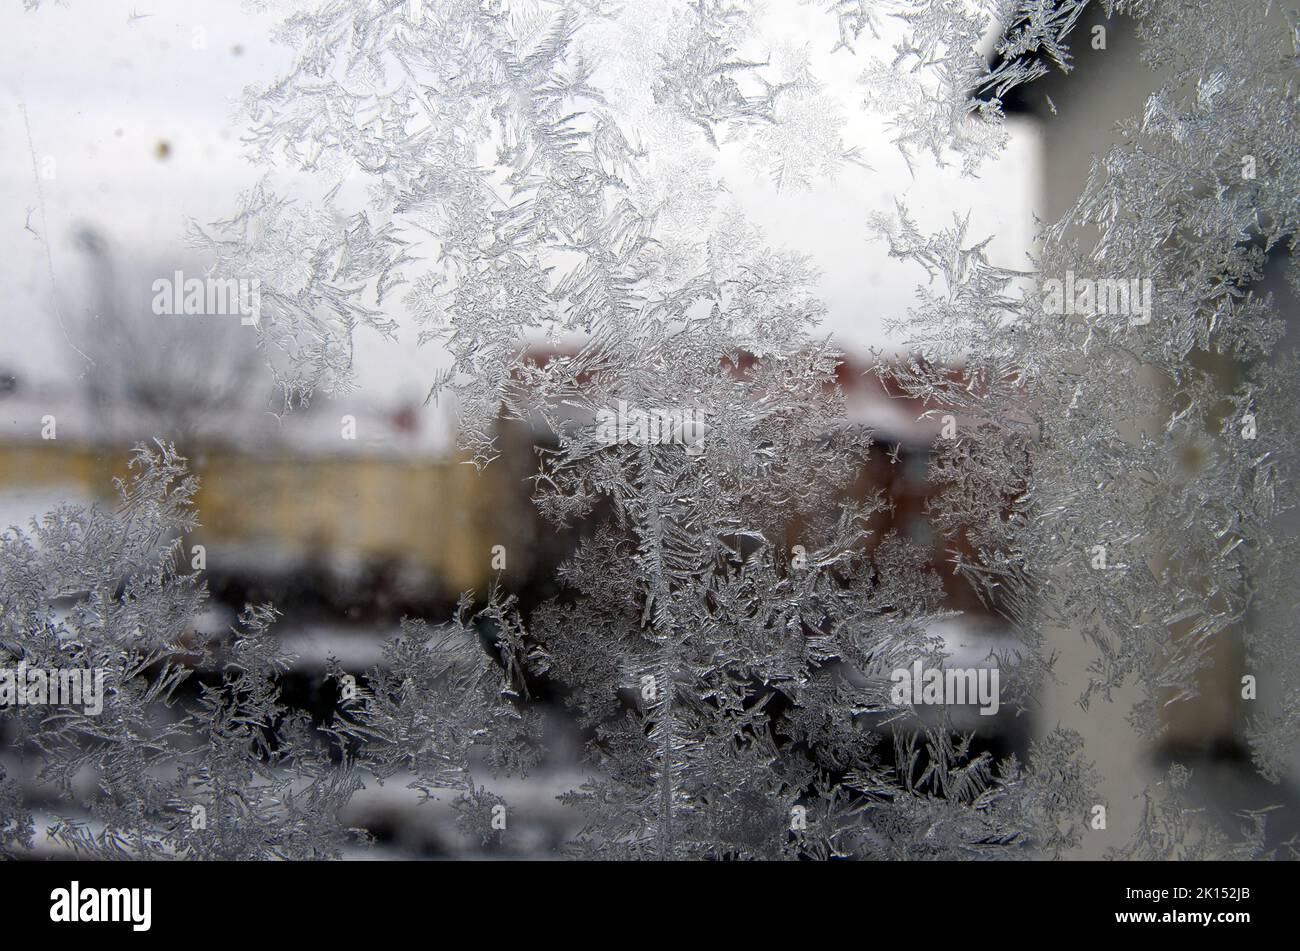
[1106,764,1273,861]
[0,445,544,858]
[870,0,1299,770]
[9,0,1297,860]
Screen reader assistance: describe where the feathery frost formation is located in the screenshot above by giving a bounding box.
[4,0,1296,858]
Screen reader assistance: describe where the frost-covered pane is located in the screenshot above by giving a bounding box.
[0,0,1295,863]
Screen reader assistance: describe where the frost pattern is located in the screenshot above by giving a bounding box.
[7,0,1297,860]
[872,0,1299,764]
[0,445,536,858]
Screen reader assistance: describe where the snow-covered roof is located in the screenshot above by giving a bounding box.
[0,385,458,460]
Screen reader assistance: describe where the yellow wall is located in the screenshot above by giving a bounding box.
[0,443,497,592]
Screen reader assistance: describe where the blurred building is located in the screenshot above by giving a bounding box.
[993,5,1300,852]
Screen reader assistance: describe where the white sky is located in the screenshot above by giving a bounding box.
[0,0,1043,406]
